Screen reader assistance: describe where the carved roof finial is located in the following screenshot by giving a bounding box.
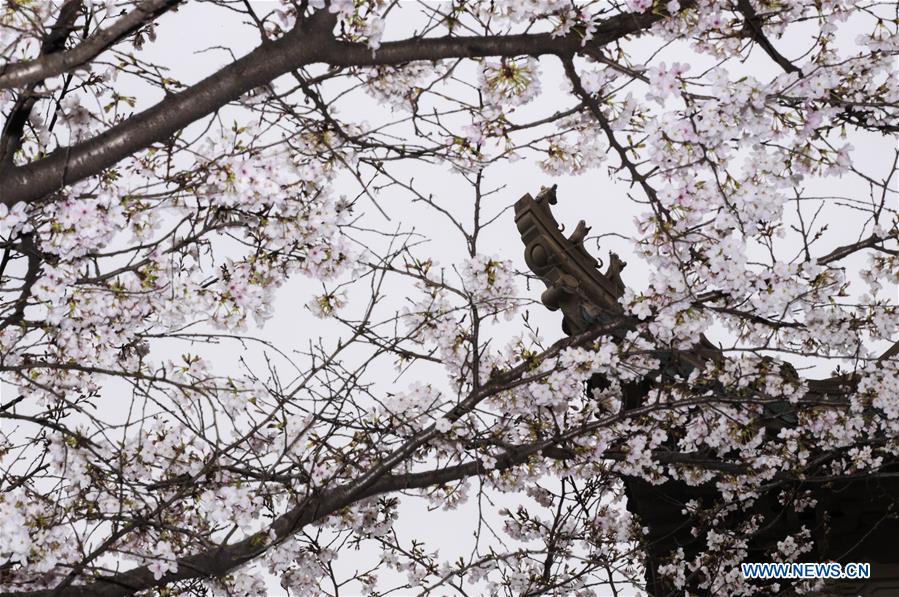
[535,184,558,205]
[514,186,626,335]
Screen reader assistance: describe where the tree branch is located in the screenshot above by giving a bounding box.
[0,234,41,330]
[816,232,898,265]
[736,0,801,75]
[0,5,681,207]
[0,0,183,90]
[0,320,628,596]
[0,0,83,170]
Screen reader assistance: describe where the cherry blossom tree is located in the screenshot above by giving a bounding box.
[0,0,897,595]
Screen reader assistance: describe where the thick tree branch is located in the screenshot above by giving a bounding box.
[321,7,672,68]
[0,0,82,170]
[0,0,182,90]
[0,5,681,207]
[817,232,899,265]
[0,452,527,597]
[0,9,333,207]
[736,0,801,75]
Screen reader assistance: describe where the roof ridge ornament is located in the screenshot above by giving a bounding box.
[514,185,627,336]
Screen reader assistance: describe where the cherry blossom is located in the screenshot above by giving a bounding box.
[0,1,895,596]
